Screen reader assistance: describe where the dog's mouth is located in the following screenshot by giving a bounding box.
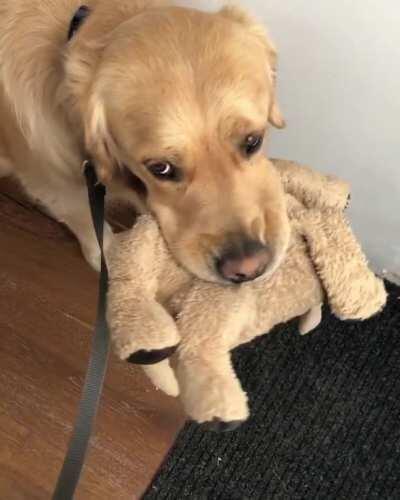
[120,166,148,199]
[159,223,290,286]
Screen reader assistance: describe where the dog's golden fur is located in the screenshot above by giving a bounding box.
[0,0,288,281]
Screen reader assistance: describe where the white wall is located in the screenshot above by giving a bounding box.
[177,0,400,273]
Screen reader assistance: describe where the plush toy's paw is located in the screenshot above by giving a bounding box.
[109,300,181,363]
[333,277,387,321]
[127,344,179,365]
[200,418,244,433]
[177,361,249,427]
[184,381,249,426]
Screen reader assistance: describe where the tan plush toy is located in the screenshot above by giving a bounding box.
[106,160,387,431]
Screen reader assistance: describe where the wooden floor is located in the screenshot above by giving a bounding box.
[0,179,184,500]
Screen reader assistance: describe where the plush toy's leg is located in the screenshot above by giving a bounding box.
[142,360,180,397]
[175,352,249,431]
[174,282,254,431]
[299,303,322,335]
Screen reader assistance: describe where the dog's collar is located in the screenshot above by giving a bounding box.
[68,5,91,41]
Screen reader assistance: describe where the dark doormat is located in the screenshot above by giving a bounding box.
[143,281,400,500]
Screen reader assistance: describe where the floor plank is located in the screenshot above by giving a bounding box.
[0,180,184,500]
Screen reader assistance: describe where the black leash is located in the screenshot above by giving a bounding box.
[53,11,110,498]
[52,10,119,498]
[52,161,110,500]
[67,5,90,41]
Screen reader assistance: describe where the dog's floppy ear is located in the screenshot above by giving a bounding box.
[219,5,286,129]
[267,53,286,129]
[84,92,119,183]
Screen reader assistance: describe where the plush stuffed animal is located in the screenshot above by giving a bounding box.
[106,160,387,431]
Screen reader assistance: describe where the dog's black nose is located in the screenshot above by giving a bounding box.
[216,239,270,283]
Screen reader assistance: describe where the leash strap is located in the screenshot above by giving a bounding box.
[53,162,110,500]
[68,5,90,41]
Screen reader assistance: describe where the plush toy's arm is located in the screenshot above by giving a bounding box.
[272,159,351,211]
[107,216,161,292]
[107,216,180,362]
[297,208,387,320]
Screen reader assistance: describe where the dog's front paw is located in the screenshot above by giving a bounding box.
[81,222,113,272]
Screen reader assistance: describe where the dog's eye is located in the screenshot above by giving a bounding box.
[146,161,181,182]
[243,134,263,157]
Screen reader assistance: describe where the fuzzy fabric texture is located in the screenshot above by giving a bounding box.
[143,280,400,500]
[106,159,387,424]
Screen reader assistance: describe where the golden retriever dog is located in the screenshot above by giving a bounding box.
[0,0,290,284]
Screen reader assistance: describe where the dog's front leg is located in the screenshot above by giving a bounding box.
[19,173,113,271]
[48,184,113,271]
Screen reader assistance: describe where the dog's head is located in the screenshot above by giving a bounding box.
[73,5,290,283]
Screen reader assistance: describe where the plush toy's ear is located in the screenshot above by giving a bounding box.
[84,92,120,183]
[219,5,285,129]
